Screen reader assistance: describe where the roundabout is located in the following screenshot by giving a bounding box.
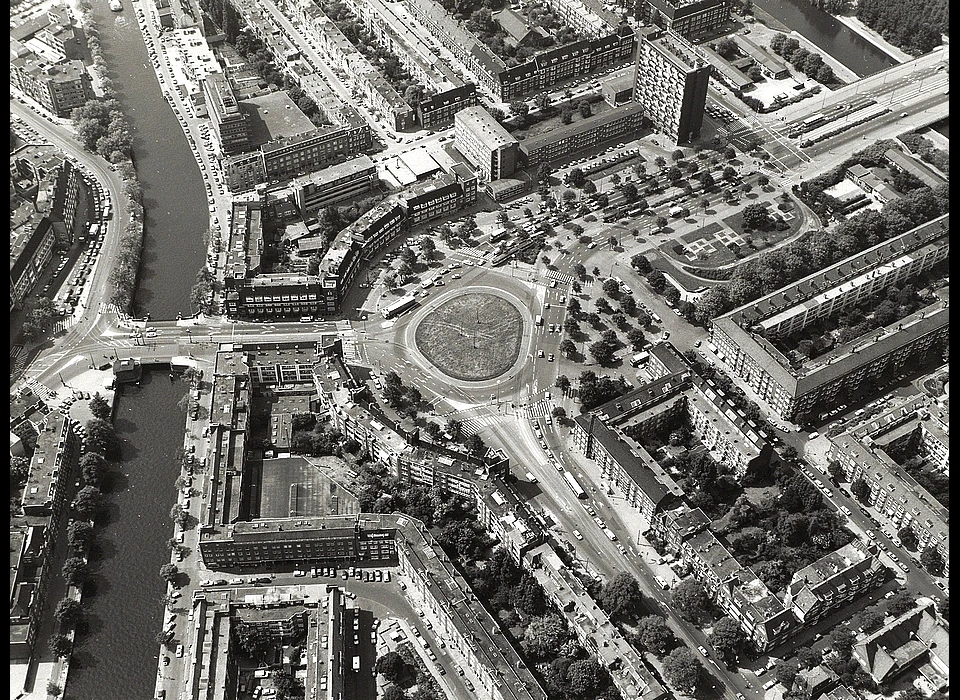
[413,292,524,382]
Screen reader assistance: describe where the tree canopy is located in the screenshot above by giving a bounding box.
[598,572,644,621]
[663,646,701,694]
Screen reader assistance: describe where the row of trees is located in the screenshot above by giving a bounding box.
[768,34,837,84]
[75,5,146,315]
[693,173,949,324]
[898,133,950,175]
[20,297,60,342]
[50,398,123,661]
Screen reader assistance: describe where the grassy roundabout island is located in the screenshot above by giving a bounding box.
[414,293,524,381]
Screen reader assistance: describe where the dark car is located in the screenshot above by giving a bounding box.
[163,656,170,666]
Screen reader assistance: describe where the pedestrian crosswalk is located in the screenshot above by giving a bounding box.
[24,378,58,402]
[547,271,575,286]
[458,414,500,435]
[456,246,489,261]
[521,399,552,419]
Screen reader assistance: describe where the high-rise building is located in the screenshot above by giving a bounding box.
[202,72,252,156]
[454,106,519,181]
[634,29,710,145]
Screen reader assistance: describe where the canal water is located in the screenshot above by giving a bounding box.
[66,373,186,700]
[65,4,206,699]
[752,0,897,77]
[88,4,207,319]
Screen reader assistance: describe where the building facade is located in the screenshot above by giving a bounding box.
[203,72,252,155]
[11,57,94,118]
[634,29,710,145]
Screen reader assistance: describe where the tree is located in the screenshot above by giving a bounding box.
[159,563,179,583]
[537,163,552,183]
[62,557,91,586]
[551,407,567,419]
[663,647,701,694]
[647,269,667,293]
[741,203,771,229]
[49,634,72,658]
[555,375,571,393]
[465,433,485,455]
[562,188,577,203]
[775,661,799,688]
[521,613,569,658]
[622,181,639,202]
[919,545,944,576]
[419,236,437,260]
[897,527,918,550]
[797,646,822,669]
[634,615,676,656]
[829,627,856,657]
[626,328,646,350]
[11,455,31,487]
[89,393,111,420]
[857,609,886,633]
[509,100,530,120]
[567,168,586,188]
[599,572,644,621]
[620,295,637,316]
[790,47,811,70]
[382,686,406,700]
[376,650,406,682]
[67,521,95,552]
[851,478,871,502]
[563,317,580,335]
[757,174,770,188]
[887,592,916,618]
[582,180,597,195]
[46,682,63,697]
[560,104,573,124]
[578,100,592,118]
[566,658,604,698]
[747,64,764,81]
[156,629,175,647]
[73,486,102,519]
[559,339,577,358]
[54,597,84,625]
[80,452,108,486]
[709,616,745,665]
[631,254,651,273]
[602,278,621,298]
[715,37,738,58]
[589,340,615,365]
[816,63,835,84]
[671,579,710,621]
[84,418,120,459]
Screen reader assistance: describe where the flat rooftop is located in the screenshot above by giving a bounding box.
[243,91,317,147]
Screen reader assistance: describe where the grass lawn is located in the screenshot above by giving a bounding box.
[415,293,523,381]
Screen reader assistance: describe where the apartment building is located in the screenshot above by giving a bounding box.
[405,0,635,100]
[418,84,479,129]
[524,544,670,700]
[643,0,730,38]
[11,56,94,118]
[395,516,549,700]
[10,217,58,310]
[828,397,949,577]
[573,345,772,517]
[783,540,886,625]
[852,601,949,688]
[710,215,950,422]
[454,107,520,181]
[634,29,710,145]
[519,102,646,166]
[21,412,80,520]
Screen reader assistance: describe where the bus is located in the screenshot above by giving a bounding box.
[491,230,510,244]
[381,295,417,319]
[563,471,587,499]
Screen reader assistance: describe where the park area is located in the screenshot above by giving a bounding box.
[415,293,523,381]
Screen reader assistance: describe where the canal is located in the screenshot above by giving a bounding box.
[751,0,897,77]
[65,4,206,699]
[89,5,207,319]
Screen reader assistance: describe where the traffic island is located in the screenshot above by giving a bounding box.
[414,293,523,381]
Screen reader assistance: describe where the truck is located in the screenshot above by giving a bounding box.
[535,314,543,327]
[602,527,618,541]
[631,351,650,367]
